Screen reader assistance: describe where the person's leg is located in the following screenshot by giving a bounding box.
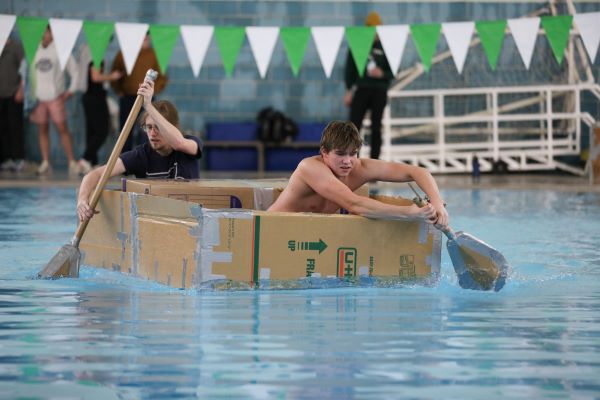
[38,122,50,163]
[0,98,9,164]
[349,87,370,132]
[368,88,388,160]
[83,94,109,165]
[6,97,25,161]
[30,102,51,163]
[49,97,74,163]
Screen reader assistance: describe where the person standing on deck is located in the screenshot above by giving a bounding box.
[76,43,123,175]
[29,26,79,176]
[76,79,202,222]
[343,11,393,160]
[0,37,25,172]
[268,121,449,229]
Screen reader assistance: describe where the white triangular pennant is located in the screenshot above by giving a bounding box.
[115,22,149,75]
[442,21,474,74]
[574,12,600,63]
[246,27,279,78]
[180,25,213,77]
[376,25,409,74]
[311,27,344,78]
[48,18,82,71]
[0,14,16,55]
[508,17,540,69]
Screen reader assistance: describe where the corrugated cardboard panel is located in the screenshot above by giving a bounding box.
[123,179,286,210]
[204,211,439,285]
[81,190,439,289]
[80,190,133,274]
[137,217,197,288]
[123,178,368,211]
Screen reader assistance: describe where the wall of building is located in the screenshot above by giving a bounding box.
[1,0,599,167]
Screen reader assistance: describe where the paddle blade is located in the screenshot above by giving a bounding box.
[446,231,510,291]
[38,244,80,279]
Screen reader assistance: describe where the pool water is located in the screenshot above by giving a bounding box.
[0,187,599,399]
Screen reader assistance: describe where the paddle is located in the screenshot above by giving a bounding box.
[408,183,510,291]
[38,69,159,279]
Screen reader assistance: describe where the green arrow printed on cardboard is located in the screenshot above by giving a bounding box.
[299,239,328,254]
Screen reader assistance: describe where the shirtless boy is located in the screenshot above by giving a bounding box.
[268,120,449,228]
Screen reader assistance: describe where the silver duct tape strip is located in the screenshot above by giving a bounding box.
[418,221,432,244]
[426,229,442,276]
[259,268,271,289]
[117,192,127,262]
[253,188,275,211]
[181,259,187,289]
[128,193,140,276]
[259,267,270,279]
[190,207,252,286]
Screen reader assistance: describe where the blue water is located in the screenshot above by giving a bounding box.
[1,186,599,399]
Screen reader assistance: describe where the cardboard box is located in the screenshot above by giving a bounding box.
[80,190,441,289]
[123,178,289,210]
[123,178,369,210]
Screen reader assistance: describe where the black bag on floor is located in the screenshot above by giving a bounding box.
[257,107,298,143]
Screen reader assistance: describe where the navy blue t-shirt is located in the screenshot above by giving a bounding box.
[120,135,202,179]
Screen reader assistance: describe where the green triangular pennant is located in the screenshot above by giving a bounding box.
[149,24,180,74]
[280,27,310,76]
[16,16,48,65]
[410,23,441,72]
[475,20,507,70]
[345,26,376,77]
[214,27,246,77]
[83,21,114,70]
[541,15,573,65]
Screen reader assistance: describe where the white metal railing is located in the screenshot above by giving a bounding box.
[360,83,600,175]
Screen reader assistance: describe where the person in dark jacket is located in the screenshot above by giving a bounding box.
[343,11,394,160]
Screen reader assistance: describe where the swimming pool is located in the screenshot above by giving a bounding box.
[0,186,599,399]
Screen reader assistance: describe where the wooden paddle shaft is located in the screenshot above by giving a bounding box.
[71,70,158,246]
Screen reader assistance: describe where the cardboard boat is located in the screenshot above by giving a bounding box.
[79,179,442,289]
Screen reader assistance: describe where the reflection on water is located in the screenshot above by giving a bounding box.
[0,188,599,399]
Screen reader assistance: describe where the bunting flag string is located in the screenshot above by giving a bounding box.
[507,18,540,69]
[3,13,598,80]
[442,21,475,74]
[114,22,148,75]
[180,25,213,77]
[82,21,114,70]
[0,14,16,55]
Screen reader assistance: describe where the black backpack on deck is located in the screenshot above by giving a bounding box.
[257,107,298,143]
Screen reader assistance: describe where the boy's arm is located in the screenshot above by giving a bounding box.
[138,80,199,156]
[76,159,126,222]
[361,159,449,227]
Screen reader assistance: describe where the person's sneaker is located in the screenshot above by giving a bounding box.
[13,159,25,172]
[77,159,92,175]
[37,160,52,175]
[68,160,80,177]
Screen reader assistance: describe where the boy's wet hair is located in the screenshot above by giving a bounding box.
[320,121,363,153]
[139,100,179,128]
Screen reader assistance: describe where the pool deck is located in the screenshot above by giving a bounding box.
[1,168,598,192]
